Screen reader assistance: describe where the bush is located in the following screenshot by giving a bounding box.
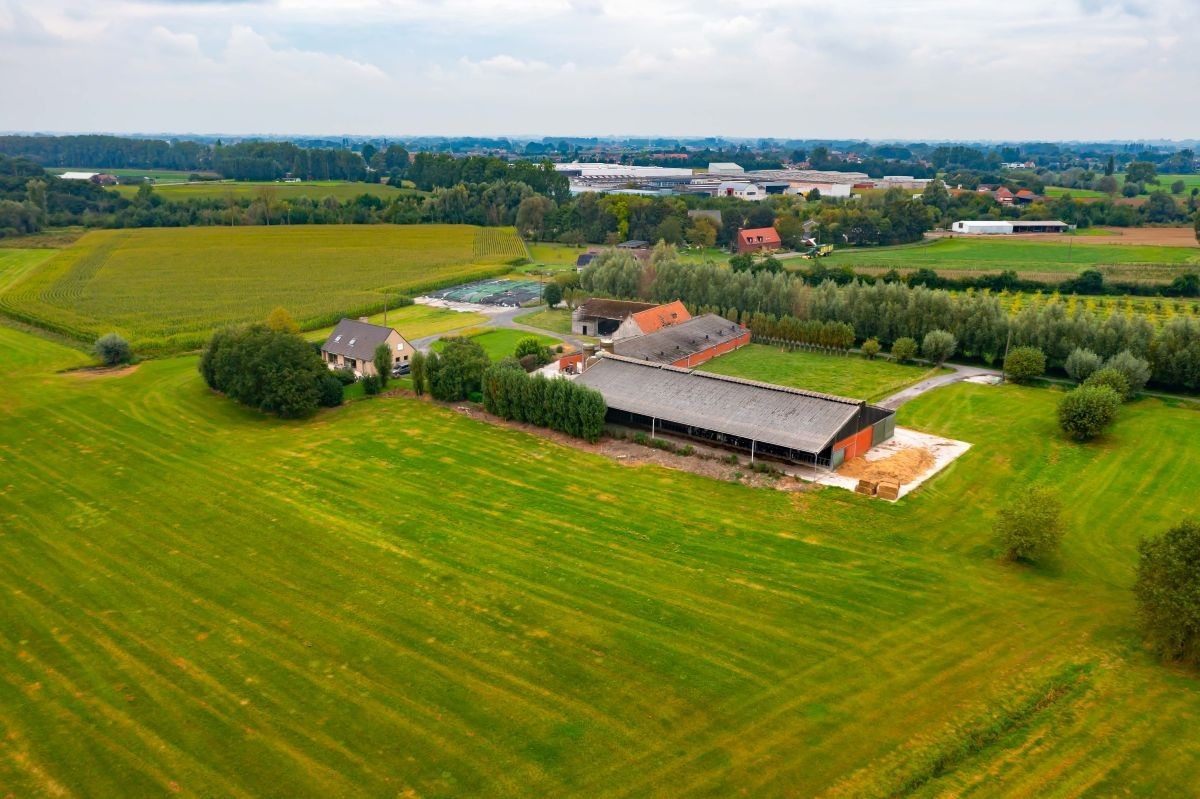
[1083,367,1131,400]
[373,343,392,388]
[891,336,918,364]
[1102,350,1151,398]
[518,353,540,372]
[995,485,1065,562]
[93,333,132,366]
[1135,520,1200,664]
[921,329,957,366]
[481,365,606,442]
[362,374,381,395]
[514,335,554,366]
[410,351,427,395]
[1064,348,1102,383]
[317,372,344,407]
[198,325,327,418]
[265,307,299,333]
[1058,385,1121,440]
[1004,346,1046,384]
[427,337,489,401]
[467,390,483,403]
[543,282,562,308]
[330,367,357,385]
[860,338,881,360]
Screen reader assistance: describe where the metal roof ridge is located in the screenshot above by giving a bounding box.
[595,351,864,405]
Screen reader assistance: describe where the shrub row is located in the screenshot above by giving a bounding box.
[481,364,606,442]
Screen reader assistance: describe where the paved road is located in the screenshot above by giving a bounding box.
[877,362,1000,409]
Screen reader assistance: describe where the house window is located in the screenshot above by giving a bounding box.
[348,358,357,368]
[333,335,342,342]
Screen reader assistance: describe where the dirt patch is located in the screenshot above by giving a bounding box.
[64,364,140,380]
[838,447,935,485]
[409,395,811,492]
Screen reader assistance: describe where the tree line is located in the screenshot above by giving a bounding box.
[581,245,1200,392]
[481,364,606,442]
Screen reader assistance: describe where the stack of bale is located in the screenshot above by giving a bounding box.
[854,480,877,497]
[876,480,901,501]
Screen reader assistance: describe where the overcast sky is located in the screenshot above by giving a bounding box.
[1,0,1197,141]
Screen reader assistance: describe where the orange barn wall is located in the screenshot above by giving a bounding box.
[671,330,753,368]
[833,427,873,462]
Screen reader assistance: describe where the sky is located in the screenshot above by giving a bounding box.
[0,0,1197,141]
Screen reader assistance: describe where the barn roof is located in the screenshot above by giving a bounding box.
[629,300,690,335]
[321,318,401,358]
[614,314,744,364]
[576,298,657,321]
[575,354,866,454]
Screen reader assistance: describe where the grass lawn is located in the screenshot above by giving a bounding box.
[823,236,1200,276]
[0,225,523,354]
[3,325,1200,795]
[304,304,487,344]
[1158,174,1200,193]
[434,327,562,361]
[697,344,948,402]
[113,180,421,201]
[1044,186,1109,199]
[513,307,574,336]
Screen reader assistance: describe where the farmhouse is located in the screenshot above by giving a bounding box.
[736,226,783,253]
[320,318,413,377]
[572,299,691,339]
[575,354,896,469]
[612,314,751,368]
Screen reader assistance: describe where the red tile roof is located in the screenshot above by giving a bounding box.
[630,300,691,335]
[737,227,782,247]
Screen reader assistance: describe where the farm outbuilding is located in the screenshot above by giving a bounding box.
[572,299,691,340]
[613,314,750,368]
[575,354,896,469]
[952,220,1072,234]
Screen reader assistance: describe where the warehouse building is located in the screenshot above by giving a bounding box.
[575,354,896,469]
[612,314,751,368]
[951,220,1072,234]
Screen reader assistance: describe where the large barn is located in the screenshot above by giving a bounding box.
[575,354,896,469]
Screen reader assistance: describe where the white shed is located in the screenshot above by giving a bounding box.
[952,221,1014,235]
[708,162,745,175]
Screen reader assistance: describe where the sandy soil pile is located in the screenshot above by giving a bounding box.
[838,447,935,485]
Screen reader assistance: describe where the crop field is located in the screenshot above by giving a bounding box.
[697,344,948,402]
[111,180,417,201]
[3,326,1200,796]
[823,237,1200,279]
[0,225,523,353]
[433,327,562,361]
[998,289,1200,325]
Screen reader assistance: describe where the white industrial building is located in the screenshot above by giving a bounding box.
[952,220,1072,235]
[707,162,744,175]
[57,171,99,181]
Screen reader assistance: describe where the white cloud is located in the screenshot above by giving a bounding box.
[0,0,1198,138]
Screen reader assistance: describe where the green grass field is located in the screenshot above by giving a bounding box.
[824,237,1200,278]
[697,344,948,402]
[433,327,562,361]
[0,225,523,354]
[1044,186,1109,199]
[513,307,575,336]
[1158,174,1200,193]
[3,325,1200,796]
[112,180,419,201]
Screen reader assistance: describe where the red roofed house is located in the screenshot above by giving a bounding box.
[994,187,1015,205]
[736,227,782,254]
[1014,189,1039,204]
[614,299,691,341]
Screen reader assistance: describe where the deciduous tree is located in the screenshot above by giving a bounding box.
[995,485,1066,562]
[1135,520,1200,665]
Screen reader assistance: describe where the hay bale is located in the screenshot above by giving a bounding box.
[855,479,877,496]
[877,480,900,501]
